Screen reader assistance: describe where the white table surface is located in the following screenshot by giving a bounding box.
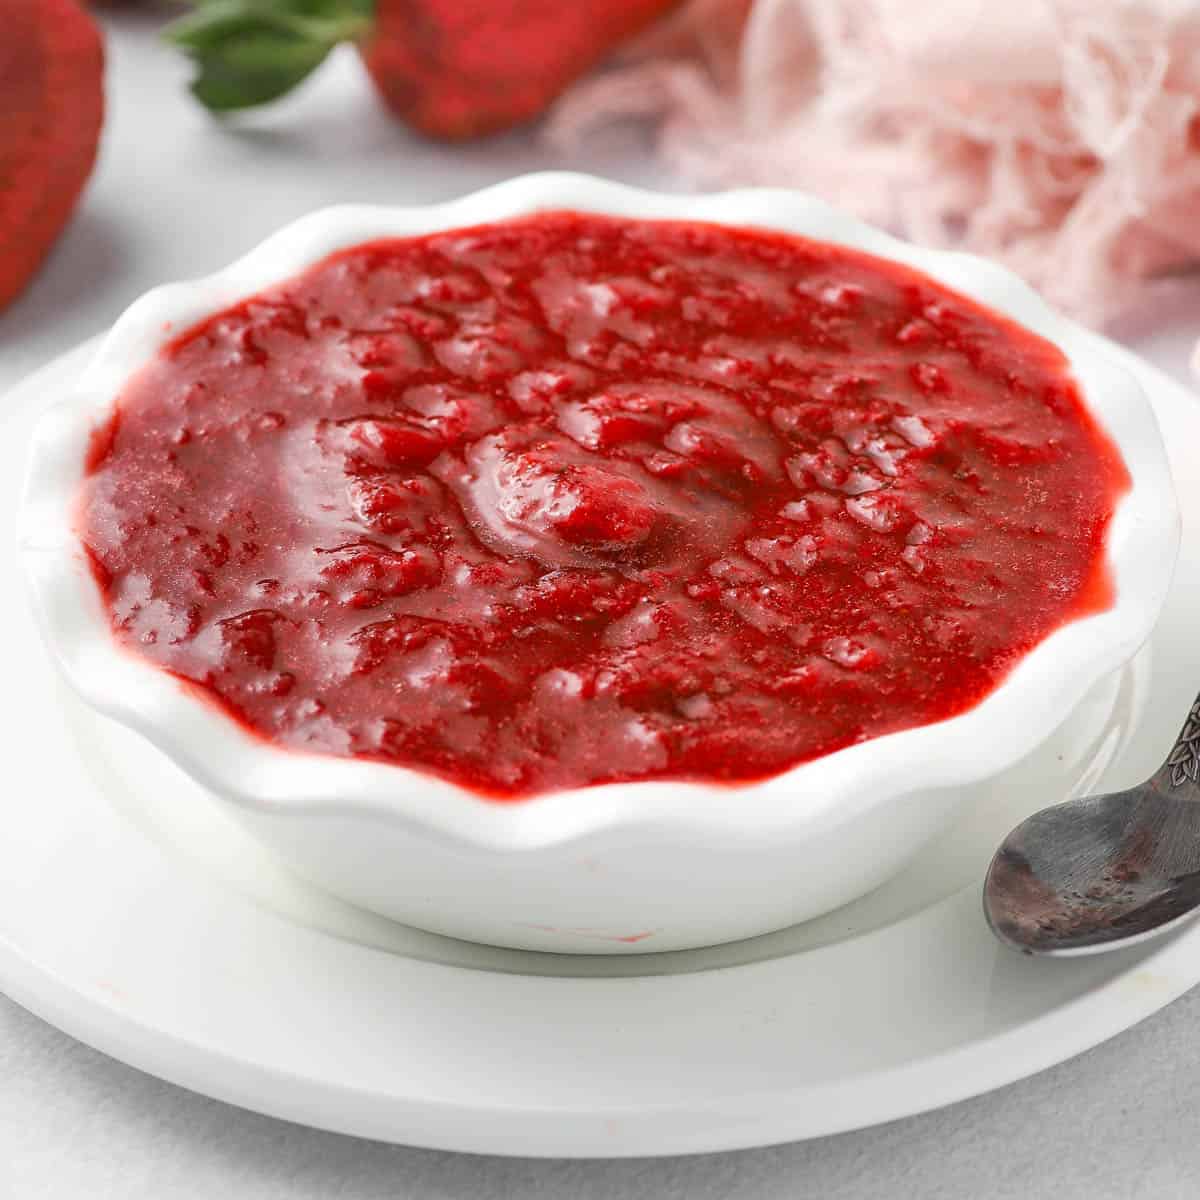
[4,12,1200,1197]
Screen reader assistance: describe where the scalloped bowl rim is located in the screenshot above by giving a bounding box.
[17,173,1180,851]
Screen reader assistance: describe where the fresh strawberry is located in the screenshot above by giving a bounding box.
[168,0,680,140]
[361,0,682,139]
[1,0,104,311]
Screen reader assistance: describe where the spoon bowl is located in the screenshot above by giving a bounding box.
[986,698,1200,955]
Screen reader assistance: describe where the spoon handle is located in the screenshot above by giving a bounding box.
[1160,694,1200,792]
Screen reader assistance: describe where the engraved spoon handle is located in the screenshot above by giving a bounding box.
[1158,694,1200,794]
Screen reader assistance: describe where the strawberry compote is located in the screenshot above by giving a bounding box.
[79,213,1128,797]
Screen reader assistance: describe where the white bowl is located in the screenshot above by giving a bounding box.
[19,174,1180,953]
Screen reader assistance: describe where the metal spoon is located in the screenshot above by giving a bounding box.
[985,695,1200,955]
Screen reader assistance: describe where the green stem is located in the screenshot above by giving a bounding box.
[166,0,375,112]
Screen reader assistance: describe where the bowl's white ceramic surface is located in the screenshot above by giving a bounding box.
[19,174,1180,953]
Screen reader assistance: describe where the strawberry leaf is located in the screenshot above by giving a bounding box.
[167,0,373,112]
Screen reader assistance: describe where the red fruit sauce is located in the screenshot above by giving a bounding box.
[78,213,1129,798]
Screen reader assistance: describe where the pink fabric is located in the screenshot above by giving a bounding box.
[549,0,1200,372]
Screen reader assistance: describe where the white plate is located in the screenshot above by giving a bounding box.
[2,336,1198,1158]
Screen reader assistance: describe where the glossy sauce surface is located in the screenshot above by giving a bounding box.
[79,213,1128,797]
